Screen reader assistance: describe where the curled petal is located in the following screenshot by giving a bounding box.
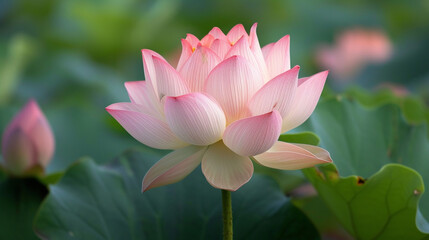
[210,39,231,60]
[247,66,299,117]
[179,46,221,92]
[164,93,226,146]
[142,145,206,192]
[205,56,264,123]
[151,56,190,98]
[264,35,291,79]
[124,81,163,118]
[106,102,187,149]
[253,141,332,170]
[282,71,328,132]
[177,39,194,71]
[227,24,248,44]
[202,141,253,191]
[223,111,282,156]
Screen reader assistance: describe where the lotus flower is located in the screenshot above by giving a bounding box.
[106,23,332,191]
[1,100,55,176]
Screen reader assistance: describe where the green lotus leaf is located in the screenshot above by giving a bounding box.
[34,147,320,240]
[297,96,429,238]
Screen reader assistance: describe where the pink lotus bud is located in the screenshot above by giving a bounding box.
[1,100,54,176]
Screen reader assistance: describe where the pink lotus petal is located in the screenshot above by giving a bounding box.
[141,49,166,96]
[27,116,55,168]
[164,93,226,146]
[265,35,291,79]
[124,81,163,118]
[223,111,282,156]
[253,141,332,170]
[249,23,269,82]
[227,24,248,44]
[186,33,200,48]
[151,55,190,98]
[106,102,187,149]
[208,27,228,42]
[226,35,268,83]
[282,70,328,132]
[202,141,253,191]
[249,23,259,50]
[2,128,34,175]
[247,66,299,117]
[200,34,215,47]
[179,46,221,92]
[176,39,194,71]
[205,56,264,123]
[210,39,231,60]
[142,145,206,192]
[261,42,275,59]
[294,143,332,162]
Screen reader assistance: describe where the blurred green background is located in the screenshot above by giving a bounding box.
[1,0,429,172]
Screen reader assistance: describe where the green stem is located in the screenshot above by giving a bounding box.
[222,189,233,240]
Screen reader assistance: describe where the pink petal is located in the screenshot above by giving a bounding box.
[247,66,299,117]
[223,111,282,156]
[124,81,163,118]
[205,56,264,123]
[141,49,166,95]
[225,35,268,82]
[225,35,264,80]
[164,93,226,146]
[249,23,259,50]
[202,141,253,191]
[200,34,215,47]
[176,39,193,71]
[26,115,55,168]
[282,71,328,132]
[265,35,291,79]
[208,27,228,42]
[142,145,206,191]
[186,34,200,48]
[262,42,275,59]
[227,24,248,44]
[295,143,332,161]
[253,141,332,170]
[210,39,231,60]
[249,23,269,82]
[106,102,187,149]
[179,46,221,92]
[151,55,190,98]
[1,128,34,175]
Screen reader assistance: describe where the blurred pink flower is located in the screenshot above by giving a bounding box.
[107,24,331,191]
[1,100,55,176]
[317,28,392,79]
